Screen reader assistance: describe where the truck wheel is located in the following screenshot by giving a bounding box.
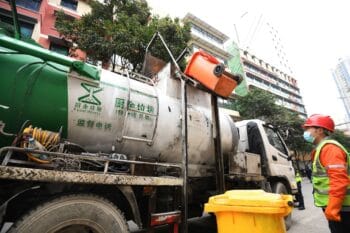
[9,194,129,233]
[273,182,292,230]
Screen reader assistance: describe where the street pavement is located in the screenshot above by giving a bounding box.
[288,179,329,233]
[131,179,330,233]
[1,179,329,233]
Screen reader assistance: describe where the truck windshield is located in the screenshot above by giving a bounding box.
[264,126,288,155]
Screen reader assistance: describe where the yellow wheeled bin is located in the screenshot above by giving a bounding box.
[204,190,293,233]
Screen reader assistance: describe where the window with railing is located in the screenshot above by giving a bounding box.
[6,0,42,12]
[60,0,78,11]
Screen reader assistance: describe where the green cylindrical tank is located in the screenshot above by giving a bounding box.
[0,44,69,146]
[0,32,98,146]
[0,33,239,177]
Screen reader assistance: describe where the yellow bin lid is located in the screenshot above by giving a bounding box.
[204,189,293,216]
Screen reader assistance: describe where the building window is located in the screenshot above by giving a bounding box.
[7,0,42,12]
[190,23,224,47]
[50,43,69,56]
[19,21,35,38]
[0,14,35,38]
[60,0,78,11]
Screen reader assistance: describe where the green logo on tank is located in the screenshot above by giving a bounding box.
[78,83,103,105]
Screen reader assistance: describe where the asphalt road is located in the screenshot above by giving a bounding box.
[288,179,329,233]
[1,180,329,233]
[131,180,330,233]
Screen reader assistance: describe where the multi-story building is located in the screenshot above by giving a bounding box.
[231,47,307,117]
[182,13,306,118]
[182,13,241,118]
[0,0,91,59]
[182,13,231,64]
[332,58,350,121]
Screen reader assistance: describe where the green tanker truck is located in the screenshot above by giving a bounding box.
[0,2,297,233]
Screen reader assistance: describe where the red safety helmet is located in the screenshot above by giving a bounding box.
[303,114,335,132]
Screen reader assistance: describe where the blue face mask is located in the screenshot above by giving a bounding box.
[303,131,315,143]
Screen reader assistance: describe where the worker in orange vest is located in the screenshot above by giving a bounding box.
[303,114,350,233]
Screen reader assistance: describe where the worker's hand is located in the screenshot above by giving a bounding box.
[325,196,343,222]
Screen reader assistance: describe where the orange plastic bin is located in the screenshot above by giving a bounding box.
[184,51,241,98]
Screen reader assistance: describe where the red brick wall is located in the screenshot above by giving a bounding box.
[1,0,86,60]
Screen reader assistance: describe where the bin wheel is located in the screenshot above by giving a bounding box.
[8,194,129,233]
[273,182,292,230]
[213,63,225,77]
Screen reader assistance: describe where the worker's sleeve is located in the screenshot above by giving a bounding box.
[320,144,349,199]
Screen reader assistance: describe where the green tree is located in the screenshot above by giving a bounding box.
[55,0,190,71]
[235,87,311,162]
[235,88,283,123]
[219,98,236,110]
[146,16,191,69]
[331,129,350,151]
[281,111,312,170]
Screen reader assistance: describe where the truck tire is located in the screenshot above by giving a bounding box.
[8,194,129,233]
[273,182,292,230]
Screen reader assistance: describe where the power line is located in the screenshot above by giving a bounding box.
[245,14,263,51]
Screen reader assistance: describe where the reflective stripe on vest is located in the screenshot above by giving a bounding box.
[312,139,350,207]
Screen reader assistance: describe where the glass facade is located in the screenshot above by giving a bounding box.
[332,58,350,121]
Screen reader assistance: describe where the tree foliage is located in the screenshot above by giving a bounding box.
[55,0,190,71]
[330,129,350,151]
[146,16,191,68]
[235,87,350,169]
[235,88,282,123]
[235,88,311,154]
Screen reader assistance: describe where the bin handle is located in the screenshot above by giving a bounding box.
[198,51,219,64]
[223,71,243,84]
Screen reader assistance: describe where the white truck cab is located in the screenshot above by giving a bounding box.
[232,119,298,194]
